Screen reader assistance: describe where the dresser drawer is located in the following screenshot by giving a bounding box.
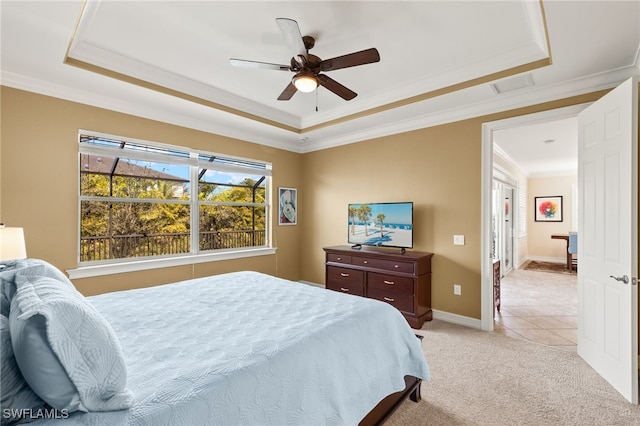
[368,288,414,313]
[326,280,364,296]
[352,257,414,274]
[327,266,364,285]
[327,253,352,264]
[368,272,414,294]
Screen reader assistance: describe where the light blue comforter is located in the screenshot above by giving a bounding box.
[33,271,430,425]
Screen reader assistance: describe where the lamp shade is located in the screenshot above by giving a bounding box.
[0,227,27,261]
[292,73,318,93]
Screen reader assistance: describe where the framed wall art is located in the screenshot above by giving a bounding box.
[278,187,297,225]
[534,196,563,222]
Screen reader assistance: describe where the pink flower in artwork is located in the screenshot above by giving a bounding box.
[539,200,557,218]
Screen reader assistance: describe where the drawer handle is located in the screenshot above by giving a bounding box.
[340,287,350,292]
[384,297,395,302]
[340,272,350,277]
[394,264,399,268]
[363,260,368,264]
[383,280,395,285]
[337,257,342,261]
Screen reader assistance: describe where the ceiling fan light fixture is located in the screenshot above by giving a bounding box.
[292,72,318,93]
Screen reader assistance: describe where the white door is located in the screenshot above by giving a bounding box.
[577,76,638,404]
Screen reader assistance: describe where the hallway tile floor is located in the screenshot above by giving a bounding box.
[493,267,577,351]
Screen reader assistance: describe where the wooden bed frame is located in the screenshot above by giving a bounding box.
[359,376,422,425]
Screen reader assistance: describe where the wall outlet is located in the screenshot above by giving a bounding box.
[454,284,462,295]
[453,235,465,245]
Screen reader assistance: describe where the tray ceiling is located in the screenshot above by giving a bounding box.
[2,1,639,156]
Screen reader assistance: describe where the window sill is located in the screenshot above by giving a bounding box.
[66,247,277,279]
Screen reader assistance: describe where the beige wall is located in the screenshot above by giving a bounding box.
[0,85,612,320]
[527,176,577,261]
[301,122,483,317]
[0,87,302,295]
[300,91,609,320]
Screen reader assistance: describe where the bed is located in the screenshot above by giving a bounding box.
[1,259,430,425]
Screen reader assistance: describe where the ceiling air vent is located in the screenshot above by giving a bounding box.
[490,73,534,94]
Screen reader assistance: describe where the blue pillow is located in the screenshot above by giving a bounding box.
[1,259,74,318]
[0,260,21,317]
[0,314,45,425]
[9,272,133,412]
[0,259,72,424]
[9,310,85,412]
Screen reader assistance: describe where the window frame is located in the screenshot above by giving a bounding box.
[68,130,274,279]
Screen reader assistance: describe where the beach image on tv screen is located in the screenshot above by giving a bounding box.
[347,203,412,248]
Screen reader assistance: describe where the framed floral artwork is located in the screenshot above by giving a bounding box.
[278,187,297,225]
[534,196,563,222]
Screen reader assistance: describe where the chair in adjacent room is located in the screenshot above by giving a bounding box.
[568,232,578,272]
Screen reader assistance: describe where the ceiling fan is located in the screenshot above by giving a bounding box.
[229,18,380,101]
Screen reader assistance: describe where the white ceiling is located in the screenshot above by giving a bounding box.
[1,1,639,175]
[493,115,578,177]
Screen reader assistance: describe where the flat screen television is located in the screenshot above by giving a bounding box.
[347,202,413,249]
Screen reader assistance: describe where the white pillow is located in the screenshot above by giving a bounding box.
[9,272,133,412]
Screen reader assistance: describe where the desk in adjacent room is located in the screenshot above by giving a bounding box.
[551,234,571,270]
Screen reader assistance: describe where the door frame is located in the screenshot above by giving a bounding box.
[480,104,589,331]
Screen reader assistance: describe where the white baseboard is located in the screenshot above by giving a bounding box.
[432,309,482,329]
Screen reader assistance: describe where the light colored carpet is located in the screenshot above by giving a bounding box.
[386,320,640,426]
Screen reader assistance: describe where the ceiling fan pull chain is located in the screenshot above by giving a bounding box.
[316,89,319,112]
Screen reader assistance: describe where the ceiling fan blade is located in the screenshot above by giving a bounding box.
[276,18,307,60]
[277,82,298,101]
[319,48,380,72]
[317,74,357,101]
[229,58,291,71]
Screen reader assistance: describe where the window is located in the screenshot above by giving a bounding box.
[78,131,271,267]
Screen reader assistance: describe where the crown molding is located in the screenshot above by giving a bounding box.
[0,70,303,153]
[493,145,530,178]
[299,65,638,153]
[2,64,637,156]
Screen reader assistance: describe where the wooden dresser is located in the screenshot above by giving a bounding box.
[323,245,433,329]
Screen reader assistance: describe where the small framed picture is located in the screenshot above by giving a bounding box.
[278,187,297,225]
[534,196,563,222]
